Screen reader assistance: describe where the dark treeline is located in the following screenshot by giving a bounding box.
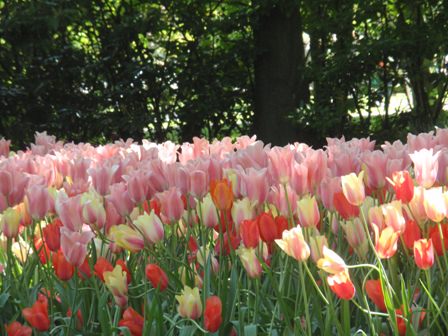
[1,0,447,148]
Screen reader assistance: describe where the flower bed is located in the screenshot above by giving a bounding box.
[1,130,448,335]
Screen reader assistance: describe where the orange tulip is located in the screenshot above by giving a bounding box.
[22,294,50,332]
[365,279,386,311]
[204,296,223,333]
[210,179,233,211]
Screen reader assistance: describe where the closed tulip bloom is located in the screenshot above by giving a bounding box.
[240,167,269,205]
[5,321,32,336]
[429,224,448,256]
[423,187,446,223]
[204,296,223,333]
[89,165,118,196]
[108,183,135,217]
[42,219,62,252]
[231,198,255,231]
[133,210,164,245]
[297,195,320,228]
[341,171,365,206]
[317,246,347,274]
[176,286,202,320]
[258,212,277,243]
[365,279,387,312]
[22,294,50,332]
[81,193,106,230]
[414,239,434,270]
[236,246,262,278]
[55,194,84,231]
[104,265,128,307]
[387,170,414,203]
[333,191,360,220]
[1,205,21,238]
[409,148,440,188]
[373,226,399,259]
[368,206,385,231]
[109,225,144,253]
[402,219,421,249]
[157,187,184,223]
[240,219,260,248]
[118,307,144,336]
[52,250,75,281]
[190,170,208,199]
[198,194,219,228]
[408,186,427,223]
[275,226,310,262]
[327,270,356,300]
[145,263,169,291]
[210,179,233,211]
[382,201,406,233]
[60,227,94,267]
[94,257,114,282]
[341,218,368,258]
[25,184,52,219]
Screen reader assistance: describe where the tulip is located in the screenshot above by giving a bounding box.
[5,321,32,336]
[204,296,223,333]
[341,218,368,258]
[341,171,365,206]
[60,227,94,267]
[42,219,62,252]
[297,195,320,228]
[333,191,359,220]
[22,294,50,332]
[77,256,92,279]
[387,170,414,204]
[198,194,219,229]
[258,212,277,243]
[145,263,169,291]
[104,265,128,307]
[240,219,260,248]
[190,170,208,199]
[414,239,434,270]
[89,165,118,196]
[214,231,240,256]
[236,247,262,278]
[108,183,135,217]
[429,224,448,256]
[423,187,446,223]
[55,194,83,231]
[52,250,74,281]
[116,259,132,284]
[231,198,255,231]
[365,279,387,311]
[409,148,440,188]
[275,215,289,238]
[382,201,405,233]
[402,219,421,250]
[408,186,427,223]
[94,257,114,282]
[176,286,202,320]
[109,225,144,253]
[373,226,399,259]
[368,206,385,232]
[157,187,185,223]
[81,192,106,230]
[210,179,233,211]
[240,167,269,205]
[25,184,52,219]
[1,205,21,238]
[275,226,310,262]
[124,171,149,204]
[327,270,355,300]
[133,210,164,245]
[118,307,144,336]
[317,246,347,274]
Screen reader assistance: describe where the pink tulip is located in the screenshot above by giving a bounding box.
[0,170,12,198]
[304,149,327,190]
[268,185,298,217]
[108,183,135,217]
[0,138,10,157]
[189,170,208,199]
[318,176,341,211]
[409,148,441,188]
[157,187,184,223]
[26,184,52,219]
[60,227,94,266]
[268,147,294,184]
[56,195,84,231]
[124,171,149,204]
[88,165,118,196]
[362,150,388,190]
[290,161,309,196]
[240,168,270,205]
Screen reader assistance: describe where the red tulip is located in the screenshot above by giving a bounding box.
[42,218,62,252]
[22,294,50,332]
[275,215,289,238]
[402,219,421,249]
[77,256,92,279]
[240,219,260,248]
[94,257,113,282]
[414,239,434,270]
[388,170,414,204]
[429,224,448,256]
[327,271,355,300]
[145,264,168,291]
[5,321,32,336]
[333,191,360,220]
[258,212,277,243]
[118,307,144,336]
[67,308,83,330]
[365,279,386,311]
[214,231,240,256]
[52,250,74,281]
[204,296,223,333]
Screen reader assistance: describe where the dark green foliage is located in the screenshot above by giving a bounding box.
[0,0,447,147]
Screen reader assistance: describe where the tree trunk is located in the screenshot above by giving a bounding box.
[253,2,302,146]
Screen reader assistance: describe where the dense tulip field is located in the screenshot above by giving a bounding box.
[1,130,448,335]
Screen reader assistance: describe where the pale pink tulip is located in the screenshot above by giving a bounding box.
[382,201,406,233]
[423,187,446,223]
[60,227,94,266]
[0,138,10,157]
[124,171,149,204]
[362,150,388,190]
[25,184,52,219]
[88,165,118,196]
[409,148,441,188]
[108,183,135,217]
[240,168,269,205]
[189,170,208,199]
[157,187,184,223]
[56,194,84,231]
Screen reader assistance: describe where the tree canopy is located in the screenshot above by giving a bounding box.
[1,0,447,147]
